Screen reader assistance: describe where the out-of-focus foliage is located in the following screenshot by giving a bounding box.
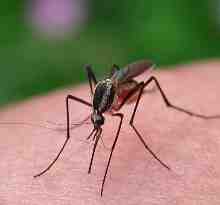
[0,0,219,105]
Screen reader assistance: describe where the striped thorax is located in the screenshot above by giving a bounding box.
[91,79,116,129]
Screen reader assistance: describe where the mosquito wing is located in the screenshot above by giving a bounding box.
[111,60,155,84]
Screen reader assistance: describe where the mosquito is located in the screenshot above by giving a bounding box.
[34,60,220,196]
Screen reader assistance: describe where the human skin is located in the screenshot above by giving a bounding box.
[0,61,220,205]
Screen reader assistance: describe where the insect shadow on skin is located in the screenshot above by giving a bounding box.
[33,59,220,196]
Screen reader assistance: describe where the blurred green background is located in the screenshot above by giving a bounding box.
[0,0,220,106]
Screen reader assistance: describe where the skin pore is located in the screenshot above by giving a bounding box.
[0,61,220,204]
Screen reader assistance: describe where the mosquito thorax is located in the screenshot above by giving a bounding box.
[91,110,105,128]
[93,78,116,113]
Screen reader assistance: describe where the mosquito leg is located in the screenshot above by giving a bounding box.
[86,128,96,140]
[109,64,120,77]
[101,113,123,196]
[88,128,102,174]
[84,64,97,95]
[34,95,92,178]
[144,76,220,119]
[129,84,170,170]
[110,79,170,170]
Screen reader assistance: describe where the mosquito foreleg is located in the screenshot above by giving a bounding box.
[34,95,91,178]
[101,113,123,196]
[88,128,102,174]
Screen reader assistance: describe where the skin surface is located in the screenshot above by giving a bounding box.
[0,61,220,204]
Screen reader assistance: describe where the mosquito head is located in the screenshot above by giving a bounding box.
[91,110,105,129]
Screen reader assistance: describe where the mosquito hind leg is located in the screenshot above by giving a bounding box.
[128,75,220,170]
[144,76,220,119]
[34,95,92,178]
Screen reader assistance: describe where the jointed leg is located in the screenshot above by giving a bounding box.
[114,75,220,173]
[84,64,97,95]
[114,80,170,170]
[129,81,170,170]
[109,64,120,77]
[118,76,220,119]
[34,95,92,178]
[101,113,123,196]
[88,128,102,174]
[129,75,220,169]
[145,76,220,119]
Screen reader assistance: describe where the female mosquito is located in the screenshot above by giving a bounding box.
[34,60,220,196]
